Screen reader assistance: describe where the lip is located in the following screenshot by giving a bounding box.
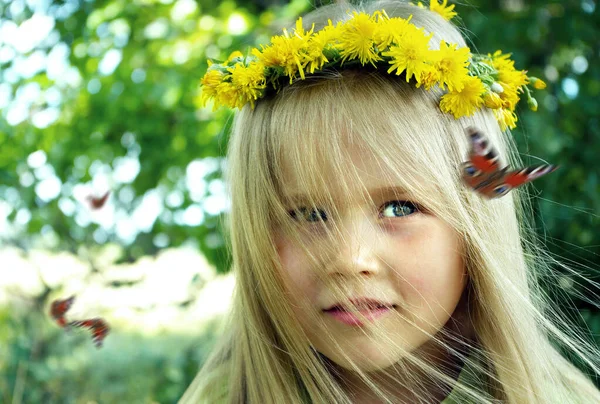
[325,306,393,326]
[324,297,395,312]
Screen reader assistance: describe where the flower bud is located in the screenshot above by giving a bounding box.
[530,77,547,90]
[527,97,538,111]
[490,82,504,93]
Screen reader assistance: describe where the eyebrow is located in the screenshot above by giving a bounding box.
[284,186,410,204]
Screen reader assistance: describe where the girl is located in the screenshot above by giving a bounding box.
[181,1,600,402]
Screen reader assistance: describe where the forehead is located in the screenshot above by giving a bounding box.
[267,75,448,206]
[279,142,414,204]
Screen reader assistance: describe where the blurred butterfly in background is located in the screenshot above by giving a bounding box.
[50,295,75,328]
[461,127,558,198]
[67,318,110,348]
[50,296,110,348]
[86,191,110,210]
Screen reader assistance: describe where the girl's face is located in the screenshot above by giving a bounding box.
[274,144,468,372]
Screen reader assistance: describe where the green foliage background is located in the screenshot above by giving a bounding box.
[0,0,598,402]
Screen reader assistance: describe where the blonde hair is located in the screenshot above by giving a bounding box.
[181,1,600,403]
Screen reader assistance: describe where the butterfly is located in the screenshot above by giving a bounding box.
[86,191,110,210]
[461,127,558,198]
[49,296,110,348]
[50,295,75,328]
[66,318,110,348]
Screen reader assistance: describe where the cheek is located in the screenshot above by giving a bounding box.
[275,238,298,276]
[398,232,466,299]
[403,260,465,298]
[402,273,429,293]
[275,238,314,298]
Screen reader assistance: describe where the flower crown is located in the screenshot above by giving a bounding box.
[199,1,546,131]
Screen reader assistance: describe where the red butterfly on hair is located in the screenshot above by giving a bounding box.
[461,127,558,198]
[49,296,110,348]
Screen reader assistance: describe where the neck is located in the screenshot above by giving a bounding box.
[338,340,470,403]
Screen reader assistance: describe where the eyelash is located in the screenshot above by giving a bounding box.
[287,200,423,223]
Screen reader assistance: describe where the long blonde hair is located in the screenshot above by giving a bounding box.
[181,1,600,402]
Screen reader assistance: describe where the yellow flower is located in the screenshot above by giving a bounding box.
[214,82,240,109]
[498,68,528,90]
[483,91,503,109]
[491,51,527,86]
[417,65,440,90]
[496,80,520,109]
[382,24,434,84]
[493,108,518,131]
[201,69,224,88]
[305,20,340,73]
[314,19,342,50]
[292,17,314,41]
[338,11,381,66]
[484,52,526,109]
[416,0,457,21]
[430,0,457,21]
[432,40,470,91]
[490,50,514,71]
[228,61,266,108]
[439,75,485,118]
[252,34,306,83]
[373,15,413,50]
[200,69,226,107]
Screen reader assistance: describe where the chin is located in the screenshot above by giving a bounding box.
[319,344,406,372]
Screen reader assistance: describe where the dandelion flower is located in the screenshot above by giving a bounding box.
[228,62,266,108]
[483,91,503,109]
[292,17,314,41]
[200,69,226,107]
[338,11,381,66]
[430,0,457,21]
[432,40,470,91]
[253,34,306,83]
[373,15,413,50]
[214,82,239,110]
[440,75,485,118]
[494,108,518,131]
[305,20,340,73]
[417,66,441,90]
[490,50,514,72]
[383,24,434,84]
[496,80,520,109]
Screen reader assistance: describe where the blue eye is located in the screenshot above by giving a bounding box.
[288,200,421,224]
[380,200,420,218]
[288,207,328,223]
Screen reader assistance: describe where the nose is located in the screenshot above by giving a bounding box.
[325,212,382,278]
